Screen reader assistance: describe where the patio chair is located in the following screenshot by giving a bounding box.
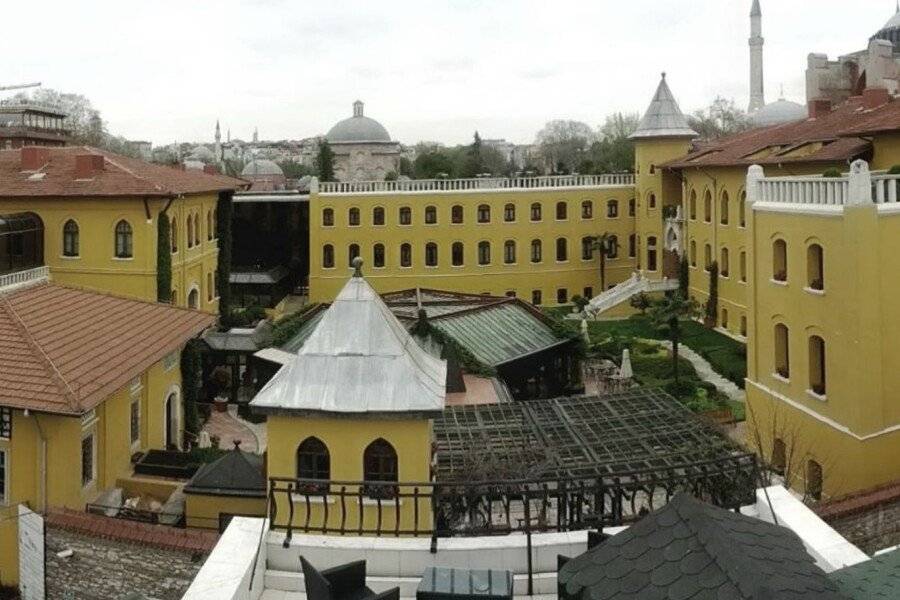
[301,556,400,600]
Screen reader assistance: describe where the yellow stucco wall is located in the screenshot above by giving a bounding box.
[0,193,220,313]
[308,187,637,304]
[266,414,433,534]
[184,493,266,530]
[0,353,182,585]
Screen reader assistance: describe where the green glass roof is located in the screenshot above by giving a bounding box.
[830,548,900,598]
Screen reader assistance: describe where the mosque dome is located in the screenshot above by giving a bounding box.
[751,98,807,127]
[188,145,216,163]
[241,159,284,177]
[872,7,900,48]
[326,100,392,144]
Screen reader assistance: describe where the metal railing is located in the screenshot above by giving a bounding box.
[0,266,49,292]
[318,174,635,194]
[268,454,758,540]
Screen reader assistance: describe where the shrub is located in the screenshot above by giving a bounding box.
[888,165,900,175]
[704,261,718,327]
[571,294,590,311]
[822,167,842,178]
[630,292,651,314]
[665,379,698,399]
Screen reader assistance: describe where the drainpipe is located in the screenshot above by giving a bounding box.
[26,410,48,514]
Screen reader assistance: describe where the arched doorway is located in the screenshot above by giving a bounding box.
[165,391,179,449]
[187,287,199,309]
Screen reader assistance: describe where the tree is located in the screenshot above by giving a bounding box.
[279,161,315,179]
[399,156,414,177]
[687,97,752,141]
[461,131,485,178]
[535,120,595,173]
[679,254,690,297]
[587,112,640,173]
[315,139,336,182]
[414,148,456,179]
[648,292,700,383]
[156,212,172,303]
[630,292,651,315]
[590,233,614,291]
[705,261,719,327]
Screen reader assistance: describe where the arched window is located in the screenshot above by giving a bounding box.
[504,240,516,264]
[63,220,79,257]
[477,204,491,223]
[322,208,334,226]
[607,235,618,259]
[581,200,593,219]
[373,243,385,268]
[322,244,334,269]
[556,201,567,220]
[504,203,516,222]
[628,234,637,258]
[556,238,568,262]
[478,241,491,265]
[740,251,747,282]
[704,244,712,271]
[807,244,824,291]
[720,247,730,277]
[530,203,542,222]
[425,242,438,267]
[363,438,398,498]
[207,272,213,301]
[212,208,218,239]
[647,237,658,271]
[530,239,542,263]
[720,191,729,225]
[721,308,729,328]
[689,191,697,220]
[772,439,786,474]
[193,214,200,246]
[171,218,178,253]
[451,205,464,224]
[188,288,199,309]
[400,243,412,267]
[348,207,360,226]
[186,215,194,248]
[425,206,437,225]
[452,242,464,266]
[581,237,593,261]
[207,210,213,240]
[115,220,133,258]
[628,197,636,217]
[690,240,697,267]
[373,207,385,226]
[648,193,657,209]
[607,200,618,218]
[399,206,412,225]
[703,190,712,222]
[806,460,823,501]
[531,290,542,305]
[773,239,787,281]
[809,335,826,396]
[739,191,747,227]
[348,243,360,267]
[775,323,790,379]
[297,437,330,482]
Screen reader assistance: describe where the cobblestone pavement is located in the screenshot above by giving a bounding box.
[46,527,206,600]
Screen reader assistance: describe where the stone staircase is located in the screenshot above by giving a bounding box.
[584,272,678,318]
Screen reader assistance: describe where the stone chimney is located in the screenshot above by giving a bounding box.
[863,87,891,110]
[74,154,105,179]
[808,98,832,119]
[20,147,50,171]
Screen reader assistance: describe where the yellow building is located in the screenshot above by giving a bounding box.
[252,262,444,534]
[0,271,213,586]
[0,145,245,312]
[307,175,637,305]
[183,442,267,530]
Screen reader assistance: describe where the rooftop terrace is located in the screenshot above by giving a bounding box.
[315,173,634,195]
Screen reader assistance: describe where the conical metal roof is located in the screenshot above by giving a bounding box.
[630,73,698,140]
[251,262,447,416]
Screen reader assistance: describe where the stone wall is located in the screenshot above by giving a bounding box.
[818,482,900,555]
[46,527,205,600]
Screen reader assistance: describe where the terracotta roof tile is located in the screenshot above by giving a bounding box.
[663,97,877,170]
[0,146,247,198]
[0,282,214,415]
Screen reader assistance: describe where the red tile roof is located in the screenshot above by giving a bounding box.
[0,282,214,415]
[663,97,876,170]
[0,146,247,198]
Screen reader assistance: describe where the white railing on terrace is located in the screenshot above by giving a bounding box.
[0,266,50,292]
[749,160,900,208]
[871,174,900,204]
[758,177,850,206]
[318,174,635,194]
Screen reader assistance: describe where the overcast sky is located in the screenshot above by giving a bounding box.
[1,0,896,146]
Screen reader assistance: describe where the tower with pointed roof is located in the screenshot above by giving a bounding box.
[630,74,697,280]
[749,0,765,113]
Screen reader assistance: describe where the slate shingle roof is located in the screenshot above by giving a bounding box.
[558,493,846,600]
[184,445,266,498]
[830,548,900,599]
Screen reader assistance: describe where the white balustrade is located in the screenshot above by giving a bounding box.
[0,266,50,292]
[758,177,849,206]
[318,174,635,194]
[871,175,900,204]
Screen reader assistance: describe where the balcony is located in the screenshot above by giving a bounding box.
[316,174,635,194]
[0,265,50,292]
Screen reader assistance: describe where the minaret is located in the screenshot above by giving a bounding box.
[253,127,259,143]
[749,0,765,113]
[353,100,364,117]
[214,119,222,162]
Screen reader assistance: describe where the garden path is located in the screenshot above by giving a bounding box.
[649,339,746,403]
[201,406,267,453]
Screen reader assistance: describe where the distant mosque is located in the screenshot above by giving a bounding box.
[325,100,401,182]
[747,0,806,126]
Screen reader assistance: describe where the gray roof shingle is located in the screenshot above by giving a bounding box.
[830,548,900,598]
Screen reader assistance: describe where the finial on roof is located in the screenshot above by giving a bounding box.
[232,439,242,450]
[661,71,666,80]
[352,256,364,277]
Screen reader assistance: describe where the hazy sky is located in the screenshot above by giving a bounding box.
[1,0,896,146]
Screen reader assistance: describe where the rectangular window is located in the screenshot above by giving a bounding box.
[531,290,542,305]
[0,449,6,504]
[130,399,140,447]
[557,288,568,304]
[81,433,95,488]
[0,407,11,440]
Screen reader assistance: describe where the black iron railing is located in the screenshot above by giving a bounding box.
[268,454,758,542]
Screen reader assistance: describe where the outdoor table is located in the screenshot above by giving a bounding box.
[417,567,513,600]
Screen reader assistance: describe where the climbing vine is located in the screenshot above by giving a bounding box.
[216,191,234,328]
[181,338,202,438]
[156,212,172,303]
